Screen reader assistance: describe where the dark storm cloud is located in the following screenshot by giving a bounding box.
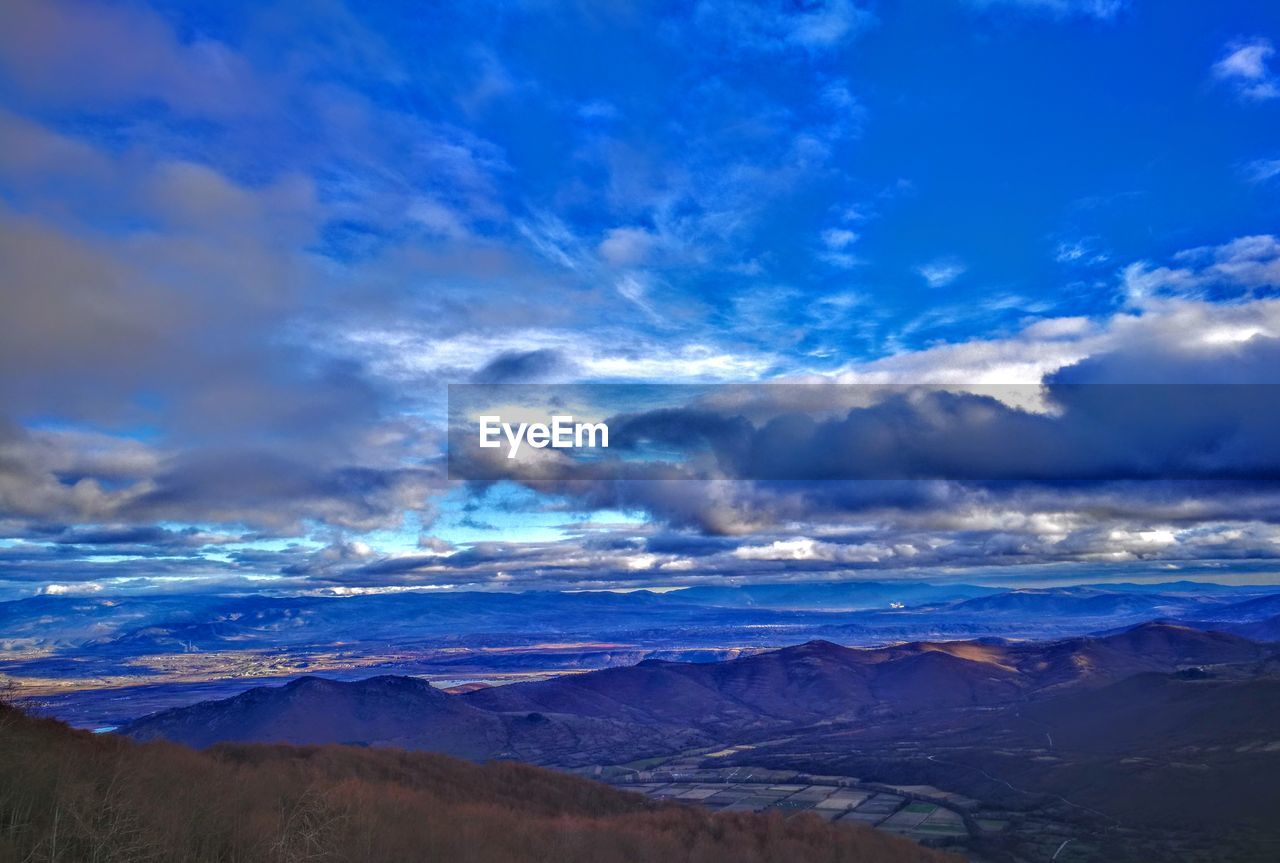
[520,475,1280,541]
[443,336,1280,548]
[128,454,441,533]
[743,385,1280,480]
[577,385,1280,482]
[0,416,445,536]
[450,379,1280,542]
[44,525,232,547]
[1051,334,1280,384]
[643,533,738,557]
[0,539,249,587]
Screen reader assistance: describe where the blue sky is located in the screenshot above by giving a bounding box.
[2,0,1280,597]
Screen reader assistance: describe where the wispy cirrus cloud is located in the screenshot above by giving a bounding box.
[1054,237,1110,267]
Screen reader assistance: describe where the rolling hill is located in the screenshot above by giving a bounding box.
[122,675,708,766]
[122,674,507,756]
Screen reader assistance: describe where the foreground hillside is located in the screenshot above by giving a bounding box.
[0,705,955,863]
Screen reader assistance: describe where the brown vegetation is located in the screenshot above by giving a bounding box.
[0,704,955,863]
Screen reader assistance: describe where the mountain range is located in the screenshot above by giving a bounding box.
[122,622,1271,766]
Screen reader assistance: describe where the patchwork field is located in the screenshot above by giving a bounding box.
[608,766,983,848]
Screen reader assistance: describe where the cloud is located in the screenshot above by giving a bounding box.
[10,198,1259,593]
[0,3,526,554]
[784,0,869,51]
[1244,158,1280,184]
[614,273,664,322]
[1121,235,1280,305]
[0,117,343,433]
[408,198,471,240]
[1213,38,1279,101]
[577,100,620,122]
[1054,237,1109,266]
[0,0,264,117]
[694,0,873,54]
[598,227,660,267]
[469,376,1280,488]
[965,0,1126,20]
[819,227,861,268]
[0,419,446,536]
[471,349,575,384]
[2,2,1279,595]
[443,236,1280,578]
[916,258,967,288]
[275,474,1280,590]
[822,228,860,250]
[732,537,885,562]
[337,326,778,385]
[39,583,104,596]
[516,211,589,271]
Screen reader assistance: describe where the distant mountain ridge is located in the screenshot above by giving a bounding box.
[122,622,1271,765]
[14,581,1280,730]
[9,580,1279,656]
[667,580,1000,610]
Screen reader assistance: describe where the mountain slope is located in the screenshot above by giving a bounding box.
[1005,621,1268,690]
[0,704,956,863]
[974,671,1280,834]
[467,623,1264,729]
[122,675,507,757]
[120,674,709,766]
